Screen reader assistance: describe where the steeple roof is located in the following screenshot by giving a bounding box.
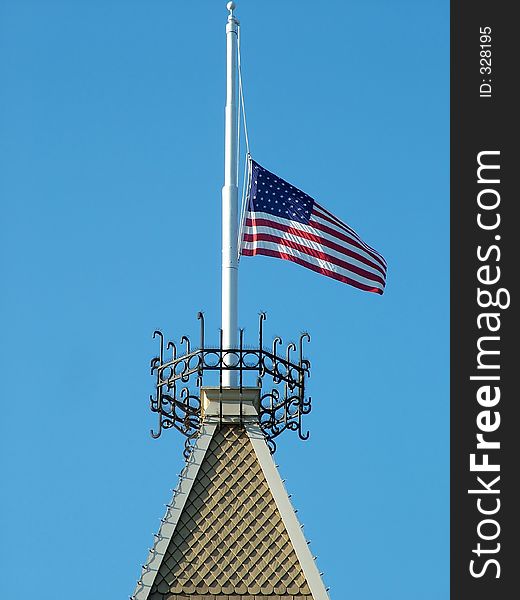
[133,418,329,600]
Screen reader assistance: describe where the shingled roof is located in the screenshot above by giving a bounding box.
[132,392,329,600]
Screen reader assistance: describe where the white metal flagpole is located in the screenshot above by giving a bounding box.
[222,1,239,387]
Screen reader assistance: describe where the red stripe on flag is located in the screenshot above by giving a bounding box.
[244,217,386,277]
[241,247,384,294]
[313,204,386,264]
[243,232,386,286]
[308,215,387,272]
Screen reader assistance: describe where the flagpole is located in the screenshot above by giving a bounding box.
[222,1,239,387]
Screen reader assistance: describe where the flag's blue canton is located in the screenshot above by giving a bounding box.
[248,160,314,225]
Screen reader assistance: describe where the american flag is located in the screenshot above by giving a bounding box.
[239,159,387,294]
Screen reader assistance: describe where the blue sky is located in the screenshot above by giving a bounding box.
[0,1,449,598]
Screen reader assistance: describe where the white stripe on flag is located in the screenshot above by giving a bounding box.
[243,211,387,278]
[241,240,385,293]
[242,222,385,283]
[312,206,387,268]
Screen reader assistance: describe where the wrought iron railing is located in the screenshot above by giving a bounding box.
[149,312,311,454]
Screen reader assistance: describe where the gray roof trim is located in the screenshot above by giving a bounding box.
[131,422,217,600]
[246,423,331,600]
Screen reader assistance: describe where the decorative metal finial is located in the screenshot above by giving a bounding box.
[149,313,312,454]
[227,1,236,15]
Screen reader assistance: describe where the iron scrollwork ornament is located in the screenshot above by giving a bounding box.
[149,312,311,453]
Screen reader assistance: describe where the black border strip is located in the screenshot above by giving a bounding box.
[451,2,518,598]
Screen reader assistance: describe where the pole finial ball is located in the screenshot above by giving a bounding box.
[227,1,236,12]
